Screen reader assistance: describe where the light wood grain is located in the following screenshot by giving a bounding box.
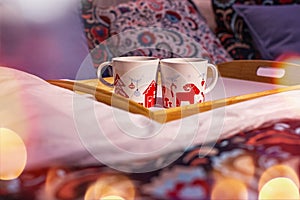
[217,60,300,85]
[47,79,151,119]
[48,60,300,123]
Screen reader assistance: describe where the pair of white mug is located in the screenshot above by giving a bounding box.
[97,56,218,108]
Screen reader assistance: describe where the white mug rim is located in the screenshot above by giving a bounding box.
[160,57,209,65]
[112,56,159,62]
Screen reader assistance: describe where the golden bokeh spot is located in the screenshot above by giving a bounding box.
[259,177,299,200]
[258,164,299,191]
[84,173,135,200]
[211,178,248,200]
[101,195,125,200]
[0,128,27,180]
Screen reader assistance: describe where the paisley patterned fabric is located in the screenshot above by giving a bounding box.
[3,118,300,199]
[81,0,232,73]
[212,0,300,60]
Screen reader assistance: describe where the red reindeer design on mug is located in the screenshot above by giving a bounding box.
[175,83,200,106]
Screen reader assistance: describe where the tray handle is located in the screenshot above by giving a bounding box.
[217,60,300,86]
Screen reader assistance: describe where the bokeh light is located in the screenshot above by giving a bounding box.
[84,173,135,200]
[211,178,248,200]
[0,128,27,180]
[100,195,125,200]
[274,53,300,85]
[258,164,299,191]
[258,177,299,200]
[277,53,300,65]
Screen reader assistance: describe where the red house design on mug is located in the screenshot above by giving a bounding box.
[143,80,156,108]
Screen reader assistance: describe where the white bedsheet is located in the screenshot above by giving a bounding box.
[1,66,300,172]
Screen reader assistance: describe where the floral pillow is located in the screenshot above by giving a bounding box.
[81,0,232,74]
[212,0,300,60]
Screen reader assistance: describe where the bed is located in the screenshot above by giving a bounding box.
[2,59,300,199]
[1,0,300,200]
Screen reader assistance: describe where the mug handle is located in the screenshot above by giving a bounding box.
[97,61,114,87]
[204,63,219,94]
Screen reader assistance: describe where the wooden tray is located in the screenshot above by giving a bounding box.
[48,60,300,123]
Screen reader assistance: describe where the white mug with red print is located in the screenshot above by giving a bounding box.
[160,58,219,108]
[97,56,160,108]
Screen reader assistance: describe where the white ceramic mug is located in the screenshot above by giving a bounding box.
[160,58,218,108]
[97,56,160,108]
